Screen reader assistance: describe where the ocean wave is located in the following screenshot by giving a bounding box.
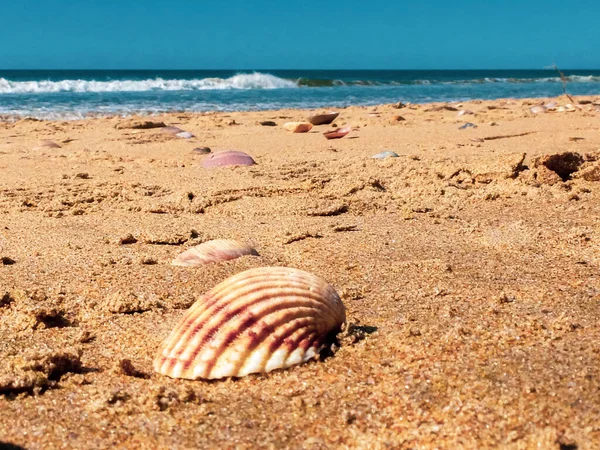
[0,72,298,94]
[1,72,598,95]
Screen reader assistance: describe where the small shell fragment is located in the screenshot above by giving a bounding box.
[372,151,399,159]
[192,147,211,155]
[283,122,313,133]
[154,267,346,380]
[172,239,259,267]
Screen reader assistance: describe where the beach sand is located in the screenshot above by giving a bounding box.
[1,96,599,449]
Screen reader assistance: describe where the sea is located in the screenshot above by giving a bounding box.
[0,69,599,120]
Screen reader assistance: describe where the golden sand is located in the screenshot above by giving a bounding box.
[0,96,599,449]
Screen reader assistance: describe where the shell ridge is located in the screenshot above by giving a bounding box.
[234,322,320,377]
[160,292,338,374]
[186,304,328,376]
[169,287,331,362]
[188,282,336,345]
[164,294,225,357]
[206,270,320,300]
[262,329,319,374]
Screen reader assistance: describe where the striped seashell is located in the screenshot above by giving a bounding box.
[154,267,346,380]
[172,239,259,267]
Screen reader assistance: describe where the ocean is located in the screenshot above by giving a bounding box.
[0,69,599,120]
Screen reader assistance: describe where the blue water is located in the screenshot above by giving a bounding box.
[0,70,598,120]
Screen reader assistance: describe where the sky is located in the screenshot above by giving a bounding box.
[0,0,598,70]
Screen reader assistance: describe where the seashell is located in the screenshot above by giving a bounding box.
[202,151,257,168]
[192,147,211,155]
[161,126,185,135]
[323,126,351,140]
[530,106,547,114]
[172,239,259,267]
[372,151,399,159]
[308,111,339,125]
[459,122,477,130]
[154,267,346,380]
[283,122,313,133]
[176,131,195,139]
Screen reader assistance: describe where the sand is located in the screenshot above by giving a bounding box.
[0,96,599,449]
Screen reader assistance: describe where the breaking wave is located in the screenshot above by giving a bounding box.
[0,72,299,94]
[0,72,599,95]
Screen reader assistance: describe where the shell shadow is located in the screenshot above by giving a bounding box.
[0,442,28,450]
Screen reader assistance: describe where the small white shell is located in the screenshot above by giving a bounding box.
[154,267,346,380]
[172,239,258,267]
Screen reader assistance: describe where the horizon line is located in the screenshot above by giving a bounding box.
[1,67,599,71]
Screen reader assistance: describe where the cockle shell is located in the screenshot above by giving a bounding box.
[283,122,313,133]
[202,151,257,168]
[172,239,259,267]
[154,267,346,380]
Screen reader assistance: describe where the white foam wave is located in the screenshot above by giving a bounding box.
[0,72,298,94]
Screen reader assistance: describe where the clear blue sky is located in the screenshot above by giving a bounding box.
[1,0,598,69]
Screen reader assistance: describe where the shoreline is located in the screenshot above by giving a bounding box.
[0,93,598,124]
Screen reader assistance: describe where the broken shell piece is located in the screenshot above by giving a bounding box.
[323,127,351,140]
[176,131,195,139]
[172,239,259,267]
[202,151,256,168]
[154,267,346,380]
[372,151,399,160]
[459,122,477,130]
[283,122,313,133]
[308,111,339,125]
[192,147,211,155]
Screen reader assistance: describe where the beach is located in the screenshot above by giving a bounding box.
[1,96,599,449]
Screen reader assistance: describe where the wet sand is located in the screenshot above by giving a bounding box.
[1,96,599,449]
